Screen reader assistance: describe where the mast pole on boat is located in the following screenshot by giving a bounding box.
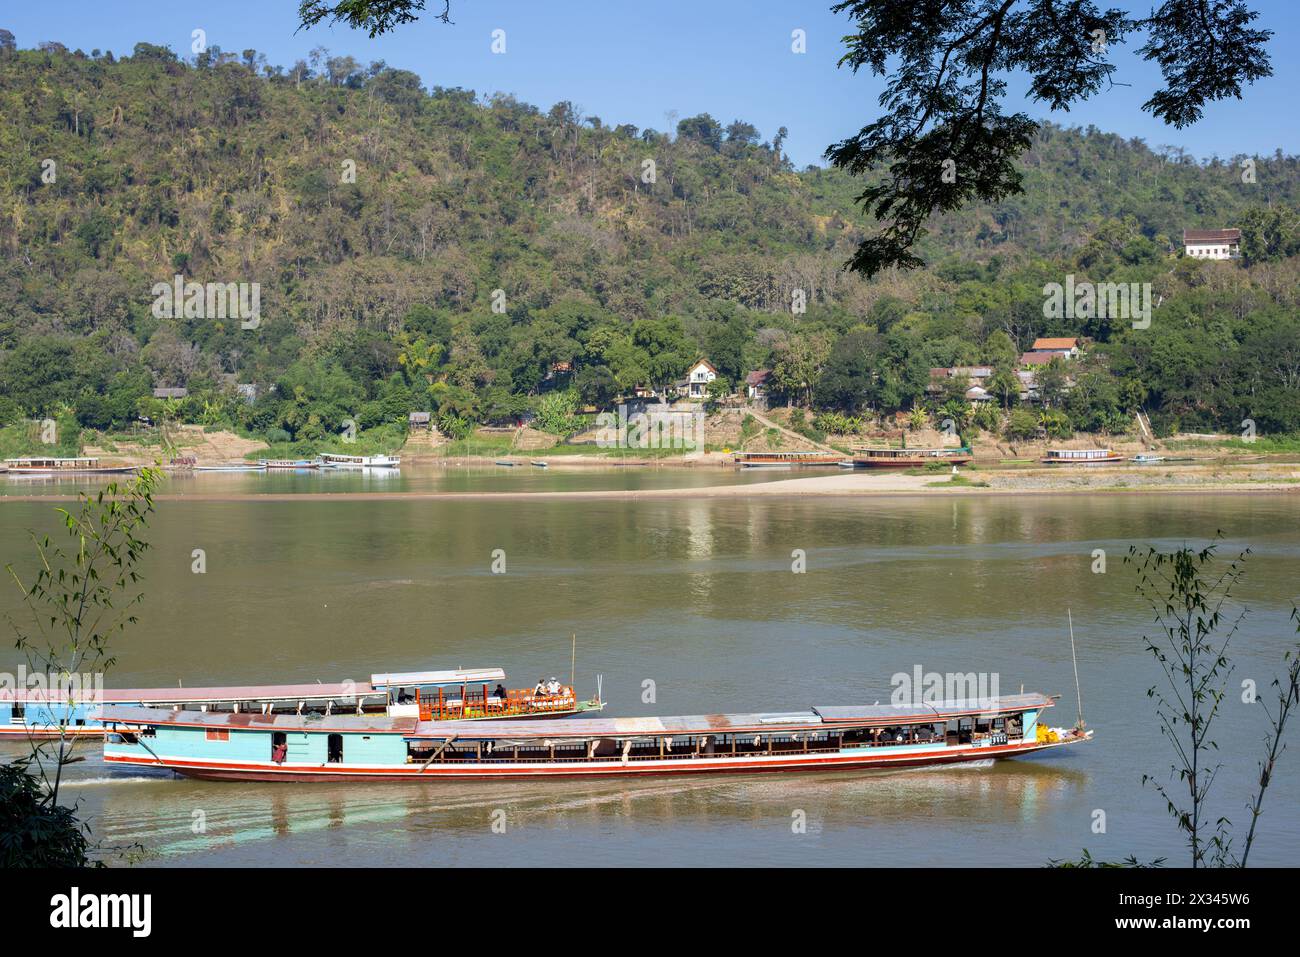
[1068,608,1085,729]
[570,633,577,689]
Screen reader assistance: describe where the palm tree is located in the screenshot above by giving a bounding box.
[1038,409,1070,439]
[939,399,970,428]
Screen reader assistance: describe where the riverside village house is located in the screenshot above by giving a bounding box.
[678,359,718,399]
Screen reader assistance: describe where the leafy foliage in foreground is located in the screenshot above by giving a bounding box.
[0,760,95,867]
[2,469,159,866]
[827,0,1274,276]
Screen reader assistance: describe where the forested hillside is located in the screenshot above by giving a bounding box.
[2,39,1300,442]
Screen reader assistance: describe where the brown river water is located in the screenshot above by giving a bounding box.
[1,467,1297,866]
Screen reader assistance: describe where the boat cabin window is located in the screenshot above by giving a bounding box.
[327,733,343,763]
[271,731,288,763]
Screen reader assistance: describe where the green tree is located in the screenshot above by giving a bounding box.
[1005,407,1038,440]
[1239,203,1299,264]
[1036,357,1069,408]
[772,332,832,408]
[535,389,581,436]
[987,366,1020,410]
[298,0,449,37]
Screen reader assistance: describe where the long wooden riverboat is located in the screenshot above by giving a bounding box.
[318,453,400,469]
[260,459,319,469]
[194,462,266,472]
[1041,448,1123,465]
[3,457,138,475]
[2,668,602,740]
[733,451,847,468]
[98,692,1090,782]
[850,446,973,468]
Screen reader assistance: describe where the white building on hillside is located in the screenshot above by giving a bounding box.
[1183,228,1240,260]
[681,359,718,399]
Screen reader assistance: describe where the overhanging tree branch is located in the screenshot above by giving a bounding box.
[297,0,452,37]
[827,0,1272,277]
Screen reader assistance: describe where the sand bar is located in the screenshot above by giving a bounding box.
[2,467,1299,503]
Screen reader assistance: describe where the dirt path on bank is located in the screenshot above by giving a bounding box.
[741,408,842,454]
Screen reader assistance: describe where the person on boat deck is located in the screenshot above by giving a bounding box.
[493,683,506,700]
[397,688,413,704]
[544,677,562,695]
[533,678,547,695]
[272,741,287,764]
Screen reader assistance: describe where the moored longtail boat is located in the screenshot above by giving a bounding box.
[1041,447,1123,465]
[3,457,138,475]
[733,451,847,468]
[2,668,602,740]
[317,453,400,469]
[99,692,1090,782]
[850,446,973,468]
[260,459,319,469]
[194,462,266,472]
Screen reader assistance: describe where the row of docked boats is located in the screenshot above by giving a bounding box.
[0,454,401,476]
[733,447,974,469]
[733,447,1167,470]
[3,660,1091,782]
[190,453,401,472]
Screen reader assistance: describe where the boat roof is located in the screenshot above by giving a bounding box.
[2,668,506,705]
[98,706,418,734]
[409,695,1053,740]
[97,695,1053,739]
[853,446,969,453]
[2,681,381,705]
[370,668,505,689]
[811,693,1051,723]
[734,450,840,457]
[5,457,99,464]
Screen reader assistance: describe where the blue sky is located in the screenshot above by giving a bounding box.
[4,0,1297,167]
